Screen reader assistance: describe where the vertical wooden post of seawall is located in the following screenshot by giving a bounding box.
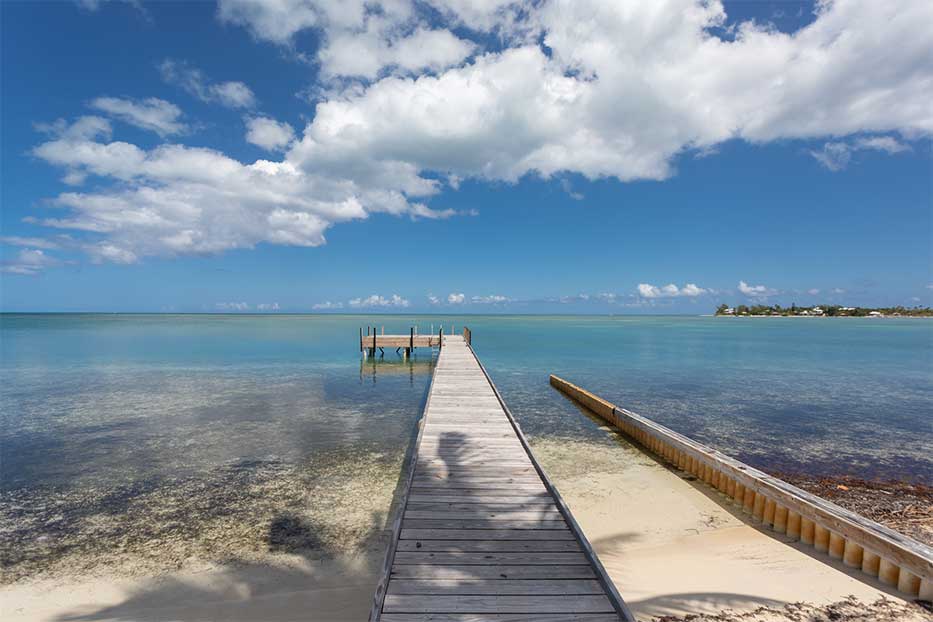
[814,524,830,552]
[861,550,881,576]
[772,505,788,533]
[898,569,921,595]
[733,482,746,506]
[752,493,766,522]
[919,577,933,600]
[743,488,755,513]
[828,532,845,559]
[800,518,815,545]
[786,511,801,540]
[878,559,900,586]
[843,540,863,568]
[763,498,776,527]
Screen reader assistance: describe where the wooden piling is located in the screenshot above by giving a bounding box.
[786,511,801,540]
[878,558,899,586]
[829,532,845,559]
[861,550,880,576]
[843,540,864,568]
[772,505,788,533]
[814,525,830,552]
[800,518,815,545]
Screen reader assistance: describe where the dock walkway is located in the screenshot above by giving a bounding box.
[372,335,630,621]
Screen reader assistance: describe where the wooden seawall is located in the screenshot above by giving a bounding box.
[371,335,632,621]
[550,374,933,601]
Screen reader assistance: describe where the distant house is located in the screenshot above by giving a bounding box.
[811,307,824,315]
[723,307,735,315]
[799,310,810,316]
[869,311,884,317]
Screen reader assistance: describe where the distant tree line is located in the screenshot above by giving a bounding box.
[715,303,933,317]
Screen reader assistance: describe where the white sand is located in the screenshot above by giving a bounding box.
[534,434,908,620]
[0,554,380,622]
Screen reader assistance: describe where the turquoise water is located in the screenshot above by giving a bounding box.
[1,314,931,580]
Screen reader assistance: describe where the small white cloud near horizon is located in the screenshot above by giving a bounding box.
[807,288,820,295]
[637,283,709,299]
[245,116,295,151]
[471,295,509,304]
[257,302,280,311]
[215,301,250,311]
[447,293,465,304]
[349,294,410,308]
[738,280,778,298]
[89,97,186,136]
[159,59,257,109]
[427,294,440,305]
[831,288,846,294]
[312,301,344,310]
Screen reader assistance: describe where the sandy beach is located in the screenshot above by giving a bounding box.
[530,433,932,621]
[3,429,932,621]
[0,555,380,621]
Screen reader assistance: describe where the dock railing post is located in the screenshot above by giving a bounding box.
[463,326,471,346]
[359,327,363,353]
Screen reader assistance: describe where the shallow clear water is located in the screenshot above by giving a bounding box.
[1,313,931,580]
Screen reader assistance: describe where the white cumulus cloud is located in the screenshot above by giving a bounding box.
[25,0,933,269]
[1,249,61,275]
[89,97,186,136]
[738,280,778,298]
[349,294,410,308]
[637,282,708,298]
[447,292,465,304]
[215,302,250,311]
[245,116,295,151]
[159,59,257,109]
[312,301,344,310]
[471,294,509,304]
[218,1,477,80]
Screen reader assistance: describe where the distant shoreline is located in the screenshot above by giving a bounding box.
[713,314,932,319]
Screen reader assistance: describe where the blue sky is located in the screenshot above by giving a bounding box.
[1,0,930,313]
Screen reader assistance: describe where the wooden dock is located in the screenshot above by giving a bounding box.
[371,334,631,621]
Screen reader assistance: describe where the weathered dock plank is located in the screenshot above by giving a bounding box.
[371,336,631,621]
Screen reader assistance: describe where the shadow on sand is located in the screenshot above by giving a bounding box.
[51,508,387,622]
